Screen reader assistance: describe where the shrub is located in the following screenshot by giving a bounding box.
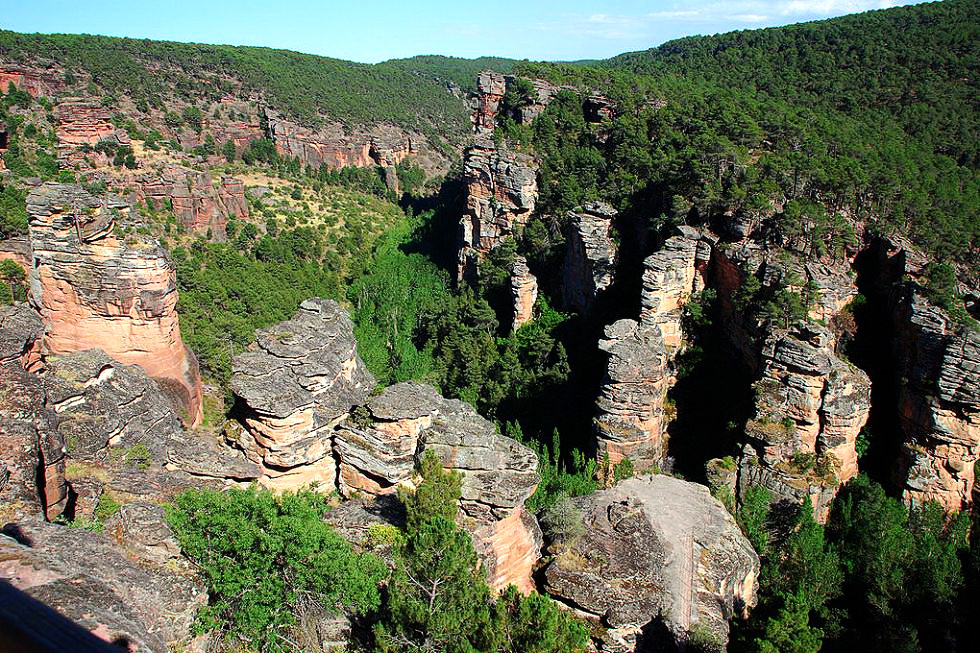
[166,486,386,650]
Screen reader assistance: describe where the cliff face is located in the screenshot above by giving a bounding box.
[640,226,710,353]
[0,63,64,97]
[594,319,670,471]
[543,475,758,651]
[55,98,129,168]
[895,292,980,511]
[561,202,618,314]
[457,139,538,281]
[136,165,248,237]
[26,183,204,427]
[739,324,870,521]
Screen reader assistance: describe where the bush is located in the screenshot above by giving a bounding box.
[166,486,386,651]
[540,495,585,549]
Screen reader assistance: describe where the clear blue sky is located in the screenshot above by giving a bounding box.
[1,0,928,63]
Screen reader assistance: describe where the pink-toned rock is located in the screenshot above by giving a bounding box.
[0,63,63,97]
[640,227,710,353]
[55,98,126,167]
[26,183,204,427]
[135,165,247,236]
[472,71,506,135]
[510,256,537,331]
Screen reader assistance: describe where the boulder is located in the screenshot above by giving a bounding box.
[542,475,759,651]
[0,520,205,653]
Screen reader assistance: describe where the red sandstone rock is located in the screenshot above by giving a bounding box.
[26,183,203,427]
[510,256,537,331]
[0,63,64,97]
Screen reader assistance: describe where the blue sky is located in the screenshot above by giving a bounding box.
[1,0,927,63]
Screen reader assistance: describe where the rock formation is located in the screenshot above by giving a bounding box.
[336,381,543,593]
[55,98,129,167]
[137,164,248,236]
[640,226,710,352]
[0,63,64,97]
[457,139,538,281]
[561,201,618,313]
[26,183,204,426]
[0,520,205,653]
[510,255,537,330]
[739,324,870,521]
[265,109,410,186]
[473,71,506,134]
[229,299,374,490]
[0,305,64,521]
[594,319,670,471]
[894,291,980,511]
[543,475,759,650]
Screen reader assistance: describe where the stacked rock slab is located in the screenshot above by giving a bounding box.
[739,324,870,521]
[138,165,248,237]
[594,319,670,471]
[561,201,618,313]
[543,475,759,650]
[26,183,204,426]
[55,98,129,167]
[510,255,538,331]
[335,381,543,593]
[895,292,980,511]
[640,226,710,353]
[457,139,538,281]
[230,299,374,490]
[473,71,506,135]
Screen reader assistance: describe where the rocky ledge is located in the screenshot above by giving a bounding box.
[543,475,759,651]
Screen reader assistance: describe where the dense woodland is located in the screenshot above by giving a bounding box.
[1,1,978,652]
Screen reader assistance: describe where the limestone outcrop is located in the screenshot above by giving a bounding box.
[457,139,538,281]
[26,183,204,426]
[594,319,670,471]
[640,226,710,352]
[895,292,980,511]
[542,475,759,650]
[561,201,618,313]
[335,381,542,593]
[229,299,374,490]
[739,324,870,521]
[510,255,538,331]
[0,520,205,653]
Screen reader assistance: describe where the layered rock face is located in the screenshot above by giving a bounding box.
[265,110,410,184]
[138,165,248,236]
[230,299,374,490]
[895,292,980,511]
[0,305,64,521]
[471,71,607,134]
[473,71,506,135]
[0,236,32,272]
[0,63,63,97]
[510,255,538,331]
[543,475,759,650]
[26,183,204,426]
[640,227,710,352]
[336,381,543,593]
[739,324,870,521]
[0,520,205,653]
[55,98,129,167]
[457,139,538,281]
[561,202,618,313]
[594,319,670,471]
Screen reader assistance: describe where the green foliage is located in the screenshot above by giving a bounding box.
[166,486,385,651]
[737,485,771,556]
[490,586,590,653]
[514,426,598,513]
[755,590,823,653]
[401,451,463,533]
[0,185,29,237]
[395,160,426,197]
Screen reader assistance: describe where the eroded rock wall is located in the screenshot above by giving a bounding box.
[26,183,203,426]
[561,201,618,313]
[510,255,538,331]
[137,164,248,236]
[457,139,538,281]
